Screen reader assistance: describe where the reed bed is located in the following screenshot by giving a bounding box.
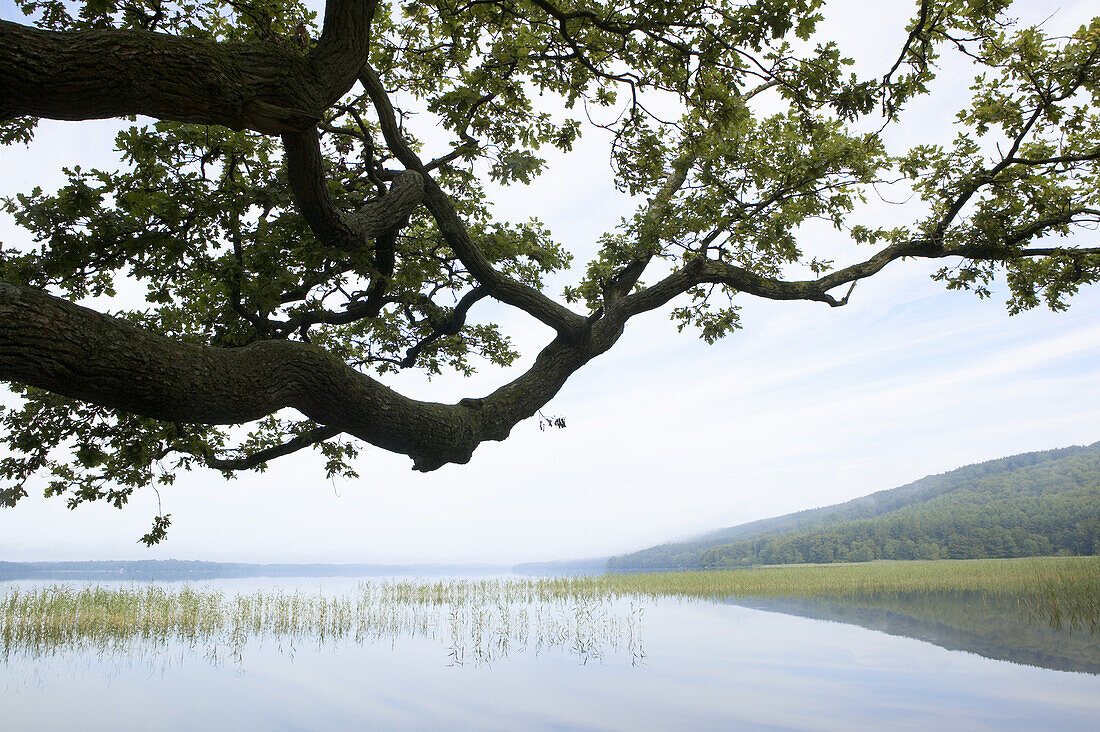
[1,580,645,667]
[599,556,1100,601]
[593,557,1100,633]
[1,556,1095,665]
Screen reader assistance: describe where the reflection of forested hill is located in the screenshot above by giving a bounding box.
[731,593,1100,675]
[609,443,1100,570]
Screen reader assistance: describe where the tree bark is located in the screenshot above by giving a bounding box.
[0,281,604,471]
[2,0,1099,482]
[0,0,375,134]
[281,128,425,251]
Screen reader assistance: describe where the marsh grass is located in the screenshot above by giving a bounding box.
[1,579,646,667]
[2,556,1096,666]
[598,557,1099,634]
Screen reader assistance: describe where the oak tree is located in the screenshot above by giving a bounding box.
[1,0,1099,542]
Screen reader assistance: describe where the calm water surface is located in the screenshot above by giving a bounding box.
[2,577,1098,731]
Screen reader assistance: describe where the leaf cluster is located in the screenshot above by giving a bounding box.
[2,0,1100,541]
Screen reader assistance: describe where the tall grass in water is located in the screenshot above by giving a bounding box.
[1,557,1096,665]
[1,580,645,667]
[596,557,1099,635]
[603,556,1097,597]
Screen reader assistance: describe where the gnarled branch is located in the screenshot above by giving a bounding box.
[359,65,588,338]
[0,0,376,134]
[0,281,609,472]
[281,126,424,251]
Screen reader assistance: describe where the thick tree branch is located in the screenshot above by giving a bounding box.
[0,282,612,471]
[0,21,318,133]
[2,0,1096,501]
[602,155,693,304]
[606,234,1100,327]
[281,126,424,251]
[309,0,378,104]
[359,65,588,338]
[0,0,376,134]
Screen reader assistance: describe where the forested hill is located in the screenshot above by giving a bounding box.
[608,443,1100,570]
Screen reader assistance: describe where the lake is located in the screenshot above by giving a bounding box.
[2,573,1098,730]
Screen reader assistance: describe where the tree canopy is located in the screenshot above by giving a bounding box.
[1,0,1099,542]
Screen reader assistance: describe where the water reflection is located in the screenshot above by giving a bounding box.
[4,580,1100,730]
[0,583,646,669]
[2,578,1097,675]
[728,592,1100,675]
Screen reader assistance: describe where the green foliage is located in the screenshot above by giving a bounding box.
[609,443,1100,570]
[902,18,1100,308]
[2,0,1100,542]
[0,117,37,146]
[139,514,171,546]
[13,0,317,40]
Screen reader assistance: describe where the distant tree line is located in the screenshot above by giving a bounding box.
[609,445,1100,570]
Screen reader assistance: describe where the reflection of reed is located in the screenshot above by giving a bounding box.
[731,591,1100,675]
[0,582,646,667]
[1020,565,1100,635]
[608,556,1100,635]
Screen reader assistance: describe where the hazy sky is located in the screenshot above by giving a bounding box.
[1,0,1098,564]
